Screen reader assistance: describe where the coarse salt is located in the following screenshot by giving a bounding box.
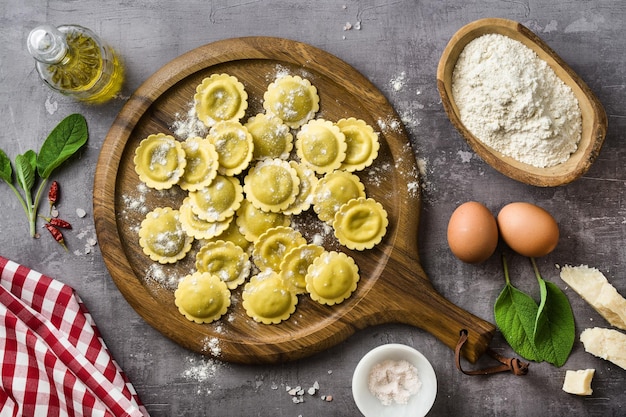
[368,359,421,406]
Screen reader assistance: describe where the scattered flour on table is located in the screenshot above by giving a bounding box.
[390,71,407,92]
[368,359,421,405]
[182,355,224,394]
[452,33,581,168]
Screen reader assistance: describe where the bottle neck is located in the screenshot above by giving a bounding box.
[27,25,68,64]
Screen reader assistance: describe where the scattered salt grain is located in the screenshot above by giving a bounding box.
[286,380,329,405]
[45,95,58,115]
[307,381,320,395]
[71,225,98,256]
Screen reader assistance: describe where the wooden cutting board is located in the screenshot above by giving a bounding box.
[93,36,495,364]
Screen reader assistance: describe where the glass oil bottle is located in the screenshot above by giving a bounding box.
[27,24,124,104]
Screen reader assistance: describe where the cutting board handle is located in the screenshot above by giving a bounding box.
[348,250,496,364]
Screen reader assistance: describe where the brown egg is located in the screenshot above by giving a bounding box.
[497,202,559,258]
[447,201,499,263]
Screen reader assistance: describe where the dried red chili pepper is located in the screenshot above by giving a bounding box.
[48,180,59,214]
[49,218,72,229]
[44,223,68,251]
[39,215,72,229]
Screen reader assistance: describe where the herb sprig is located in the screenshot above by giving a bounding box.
[494,255,575,367]
[0,114,88,237]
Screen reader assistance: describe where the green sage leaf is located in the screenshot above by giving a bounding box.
[37,113,88,179]
[494,282,541,362]
[0,148,12,183]
[533,278,575,367]
[15,150,37,194]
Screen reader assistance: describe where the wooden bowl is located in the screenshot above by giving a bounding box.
[437,18,607,187]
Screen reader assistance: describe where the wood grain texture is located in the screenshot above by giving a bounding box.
[437,18,608,187]
[93,36,495,364]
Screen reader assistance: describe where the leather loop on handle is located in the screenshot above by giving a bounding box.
[455,330,529,376]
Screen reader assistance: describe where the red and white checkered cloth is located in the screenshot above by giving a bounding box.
[0,256,149,417]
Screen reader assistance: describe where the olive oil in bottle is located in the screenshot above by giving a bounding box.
[27,24,124,104]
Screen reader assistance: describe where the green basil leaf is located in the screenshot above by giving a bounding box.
[37,113,88,179]
[15,150,37,194]
[0,148,13,183]
[533,278,575,367]
[494,282,541,362]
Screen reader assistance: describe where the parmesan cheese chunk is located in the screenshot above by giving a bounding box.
[580,327,626,370]
[560,265,626,330]
[562,369,595,396]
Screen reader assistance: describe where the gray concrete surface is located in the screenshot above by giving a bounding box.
[1,1,625,416]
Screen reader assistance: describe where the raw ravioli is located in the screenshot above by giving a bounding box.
[179,201,231,240]
[243,159,300,213]
[252,226,306,272]
[236,199,291,243]
[195,73,248,127]
[206,120,254,176]
[333,197,388,250]
[186,175,243,222]
[178,136,219,191]
[336,118,380,172]
[138,207,193,264]
[306,251,359,305]
[196,240,251,290]
[134,133,186,190]
[313,171,365,223]
[242,270,298,324]
[245,113,293,160]
[174,272,231,323]
[279,244,325,294]
[283,161,318,215]
[263,75,319,128]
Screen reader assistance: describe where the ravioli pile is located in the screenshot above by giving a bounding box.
[134,72,388,325]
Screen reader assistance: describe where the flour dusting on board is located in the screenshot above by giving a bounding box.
[120,183,149,217]
[172,104,208,140]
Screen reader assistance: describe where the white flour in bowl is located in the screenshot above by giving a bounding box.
[451,33,582,168]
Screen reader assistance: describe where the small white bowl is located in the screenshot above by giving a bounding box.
[352,344,437,417]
